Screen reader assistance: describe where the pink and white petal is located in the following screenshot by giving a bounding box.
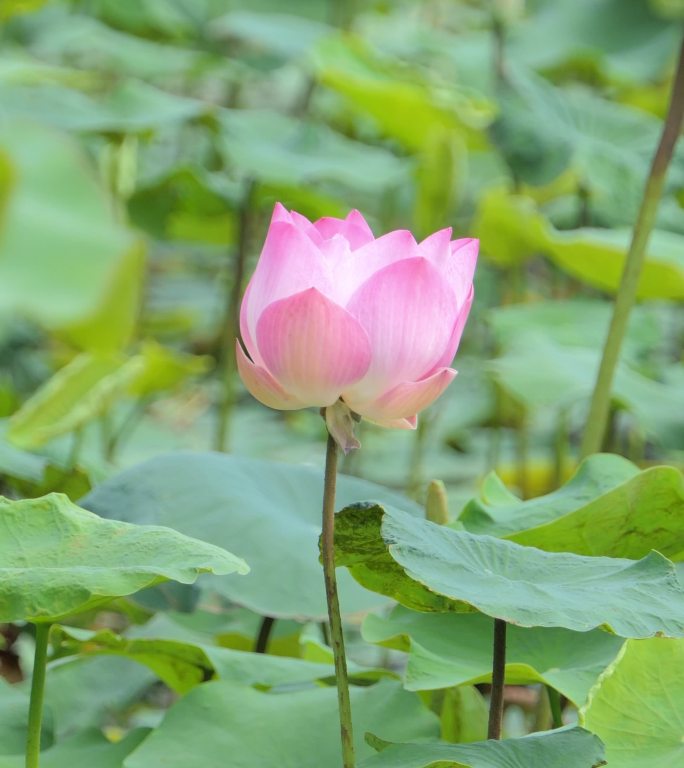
[447,238,479,304]
[256,288,371,406]
[290,210,325,246]
[365,414,418,430]
[313,209,374,250]
[344,257,459,402]
[347,368,456,423]
[344,209,375,246]
[419,227,452,264]
[238,279,262,365]
[317,233,352,268]
[245,220,332,345]
[423,285,474,376]
[421,236,478,305]
[335,229,420,303]
[271,202,293,225]
[235,341,304,411]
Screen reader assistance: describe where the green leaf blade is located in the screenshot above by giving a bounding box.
[0,494,248,623]
[336,503,684,637]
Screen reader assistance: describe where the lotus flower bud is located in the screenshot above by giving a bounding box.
[236,204,477,445]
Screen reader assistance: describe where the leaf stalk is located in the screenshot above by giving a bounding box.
[320,426,356,768]
[487,618,507,739]
[26,623,51,768]
[580,34,684,458]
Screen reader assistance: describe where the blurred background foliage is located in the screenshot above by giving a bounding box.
[2,0,683,507]
[0,0,683,750]
[0,0,684,504]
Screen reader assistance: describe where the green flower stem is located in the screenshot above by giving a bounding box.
[214,179,255,452]
[407,414,431,498]
[254,616,276,654]
[26,623,51,768]
[487,618,507,740]
[320,427,355,768]
[580,34,684,459]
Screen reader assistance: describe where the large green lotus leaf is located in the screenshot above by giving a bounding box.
[547,228,684,300]
[0,493,248,623]
[123,680,439,768]
[0,729,148,768]
[334,503,684,637]
[0,124,143,349]
[363,607,623,706]
[0,679,53,755]
[83,452,422,620]
[460,454,639,536]
[55,625,339,694]
[581,637,684,767]
[312,36,493,150]
[218,109,407,193]
[460,455,684,560]
[507,465,684,559]
[359,726,605,768]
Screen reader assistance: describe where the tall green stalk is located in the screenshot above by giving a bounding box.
[25,623,51,768]
[319,426,355,768]
[580,35,684,458]
[487,618,507,740]
[214,180,254,452]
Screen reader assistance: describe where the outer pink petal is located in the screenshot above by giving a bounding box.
[347,368,456,423]
[344,257,459,402]
[334,229,420,304]
[446,238,479,305]
[244,220,331,347]
[423,285,474,376]
[290,210,325,246]
[366,415,417,430]
[271,202,293,224]
[314,209,374,250]
[419,227,452,263]
[419,233,478,306]
[235,341,304,411]
[239,280,262,365]
[256,288,371,406]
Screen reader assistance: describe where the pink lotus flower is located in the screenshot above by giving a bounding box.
[237,204,477,438]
